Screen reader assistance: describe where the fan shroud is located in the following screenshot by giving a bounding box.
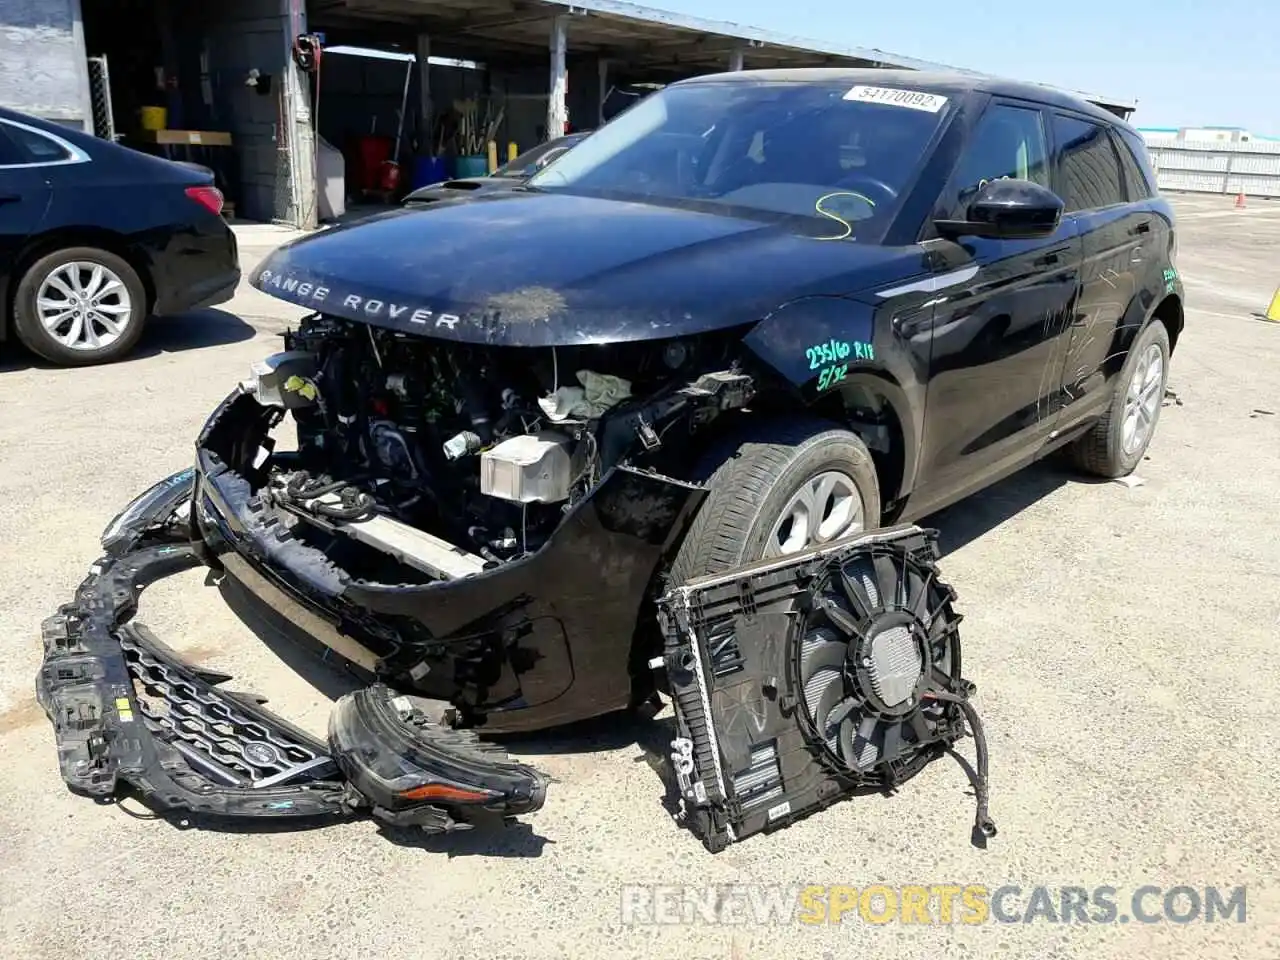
[790,543,963,783]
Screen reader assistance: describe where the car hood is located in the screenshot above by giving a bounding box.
[249,190,919,347]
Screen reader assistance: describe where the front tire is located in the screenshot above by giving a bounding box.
[1066,320,1171,478]
[670,417,882,584]
[12,246,148,366]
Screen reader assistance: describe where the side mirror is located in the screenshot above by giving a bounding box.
[934,178,1064,241]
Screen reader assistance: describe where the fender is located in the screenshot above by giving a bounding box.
[1105,275,1184,384]
[741,294,929,501]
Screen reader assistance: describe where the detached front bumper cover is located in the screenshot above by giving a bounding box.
[34,470,550,832]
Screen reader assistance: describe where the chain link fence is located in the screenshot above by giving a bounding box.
[86,56,116,142]
[272,78,297,225]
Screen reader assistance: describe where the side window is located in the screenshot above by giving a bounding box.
[1051,114,1125,212]
[947,103,1051,212]
[1115,128,1158,199]
[0,121,72,164]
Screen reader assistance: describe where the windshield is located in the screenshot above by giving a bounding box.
[526,80,952,235]
[493,135,586,178]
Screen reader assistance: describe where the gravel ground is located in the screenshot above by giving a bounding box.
[1,195,1277,959]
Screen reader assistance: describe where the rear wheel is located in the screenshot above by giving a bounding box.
[12,246,148,366]
[1065,320,1170,478]
[670,417,882,584]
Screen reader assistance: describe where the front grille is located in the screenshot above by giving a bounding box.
[120,625,334,788]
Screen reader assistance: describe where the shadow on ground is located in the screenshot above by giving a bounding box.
[0,308,256,373]
[923,458,1103,556]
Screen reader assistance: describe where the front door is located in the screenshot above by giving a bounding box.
[910,98,1082,516]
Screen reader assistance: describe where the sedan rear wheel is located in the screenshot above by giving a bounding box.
[12,246,148,366]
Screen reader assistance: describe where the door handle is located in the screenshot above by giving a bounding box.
[1034,252,1061,267]
[0,194,20,204]
[1131,221,1151,236]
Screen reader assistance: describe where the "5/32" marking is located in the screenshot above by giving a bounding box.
[817,364,848,391]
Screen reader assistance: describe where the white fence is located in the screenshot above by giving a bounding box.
[1147,139,1280,198]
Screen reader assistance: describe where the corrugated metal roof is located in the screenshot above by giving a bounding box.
[311,0,1136,113]
[540,0,1137,111]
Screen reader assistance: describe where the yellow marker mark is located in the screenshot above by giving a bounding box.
[813,191,875,241]
[283,375,319,401]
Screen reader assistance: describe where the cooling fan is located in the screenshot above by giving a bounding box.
[796,541,959,783]
[656,524,995,852]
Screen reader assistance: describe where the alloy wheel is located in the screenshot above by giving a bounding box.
[1121,342,1164,456]
[35,261,134,352]
[764,469,866,558]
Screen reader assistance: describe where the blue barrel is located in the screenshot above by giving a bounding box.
[412,155,449,188]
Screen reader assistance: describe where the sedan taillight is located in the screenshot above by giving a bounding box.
[185,185,225,216]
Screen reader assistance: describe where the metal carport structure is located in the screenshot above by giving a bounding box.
[306,0,1135,139]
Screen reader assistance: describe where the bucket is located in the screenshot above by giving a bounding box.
[455,155,489,179]
[354,135,394,192]
[411,155,448,189]
[139,106,167,131]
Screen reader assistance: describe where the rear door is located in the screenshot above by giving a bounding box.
[1049,111,1151,429]
[0,121,54,274]
[909,97,1083,515]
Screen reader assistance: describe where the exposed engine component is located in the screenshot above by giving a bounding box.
[247,314,756,568]
[480,432,575,504]
[656,525,996,852]
[368,420,420,481]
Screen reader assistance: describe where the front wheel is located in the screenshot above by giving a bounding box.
[670,418,882,584]
[12,246,148,366]
[1065,320,1171,478]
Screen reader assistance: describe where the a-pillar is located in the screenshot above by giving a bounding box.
[547,14,569,139]
[728,46,745,71]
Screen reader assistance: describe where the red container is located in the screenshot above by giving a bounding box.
[378,160,401,192]
[353,135,394,192]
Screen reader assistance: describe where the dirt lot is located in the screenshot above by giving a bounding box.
[1,197,1277,960]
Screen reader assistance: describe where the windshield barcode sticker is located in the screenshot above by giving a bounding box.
[843,85,948,113]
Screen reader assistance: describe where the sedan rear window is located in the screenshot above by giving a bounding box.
[528,81,952,236]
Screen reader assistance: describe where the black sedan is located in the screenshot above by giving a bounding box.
[401,132,590,207]
[0,106,240,366]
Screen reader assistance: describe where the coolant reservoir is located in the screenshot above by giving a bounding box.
[480,432,574,504]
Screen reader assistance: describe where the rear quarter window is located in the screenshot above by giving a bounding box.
[1115,128,1159,199]
[0,120,74,165]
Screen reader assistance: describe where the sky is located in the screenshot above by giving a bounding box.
[667,0,1279,133]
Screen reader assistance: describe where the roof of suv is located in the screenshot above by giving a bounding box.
[678,68,1135,135]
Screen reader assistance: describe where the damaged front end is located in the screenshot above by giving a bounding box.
[190,314,755,734]
[34,314,753,833]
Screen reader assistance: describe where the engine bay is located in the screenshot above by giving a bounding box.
[248,315,756,573]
